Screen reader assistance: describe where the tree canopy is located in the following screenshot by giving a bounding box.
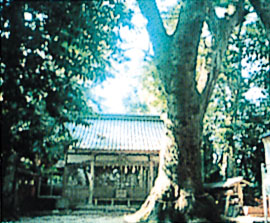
[1,0,132,217]
[124,1,269,193]
[203,9,270,189]
[1,0,132,168]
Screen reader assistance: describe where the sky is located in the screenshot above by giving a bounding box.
[92,1,148,114]
[91,0,266,114]
[92,0,182,114]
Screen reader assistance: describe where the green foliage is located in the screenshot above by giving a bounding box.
[1,1,132,172]
[123,58,167,114]
[123,87,150,114]
[141,60,167,113]
[203,14,270,193]
[127,2,268,194]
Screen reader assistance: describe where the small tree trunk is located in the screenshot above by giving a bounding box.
[2,152,18,219]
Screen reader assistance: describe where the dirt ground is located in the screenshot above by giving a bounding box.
[3,207,268,223]
[3,211,269,223]
[2,210,131,223]
[3,215,124,223]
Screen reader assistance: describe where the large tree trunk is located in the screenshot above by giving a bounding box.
[124,1,246,222]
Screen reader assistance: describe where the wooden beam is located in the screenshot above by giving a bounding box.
[68,149,159,155]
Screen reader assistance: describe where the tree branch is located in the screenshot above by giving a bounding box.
[173,1,206,38]
[169,0,206,99]
[136,0,169,56]
[201,0,246,116]
[249,0,270,40]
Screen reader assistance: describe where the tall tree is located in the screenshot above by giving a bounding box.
[125,0,269,222]
[203,10,270,191]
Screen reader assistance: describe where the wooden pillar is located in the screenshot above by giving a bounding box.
[62,165,69,198]
[139,165,143,187]
[88,160,95,205]
[238,183,244,208]
[148,161,154,192]
[61,152,70,200]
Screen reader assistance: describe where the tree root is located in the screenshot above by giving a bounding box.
[124,175,171,223]
[124,178,224,223]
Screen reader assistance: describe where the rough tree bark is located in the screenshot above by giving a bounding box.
[124,0,247,222]
[249,0,270,41]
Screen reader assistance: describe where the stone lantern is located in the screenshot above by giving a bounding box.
[261,132,270,222]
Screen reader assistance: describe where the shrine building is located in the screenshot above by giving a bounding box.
[61,114,165,207]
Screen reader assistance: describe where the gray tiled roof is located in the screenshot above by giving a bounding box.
[66,114,165,152]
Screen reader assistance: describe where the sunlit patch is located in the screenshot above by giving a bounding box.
[24,12,32,21]
[244,87,266,103]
